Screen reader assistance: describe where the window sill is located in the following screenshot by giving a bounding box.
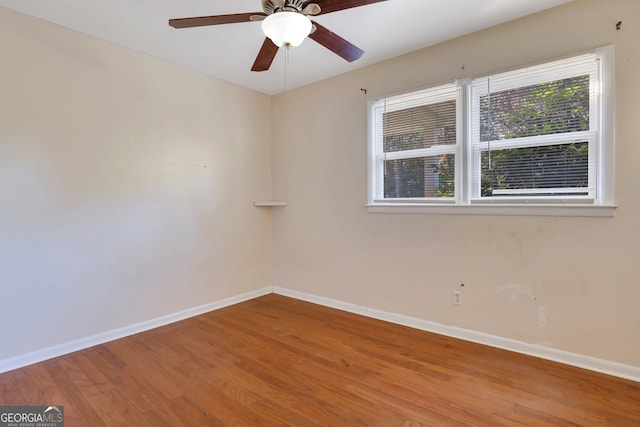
[366,203,617,217]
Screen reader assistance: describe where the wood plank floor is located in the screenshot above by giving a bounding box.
[0,294,638,426]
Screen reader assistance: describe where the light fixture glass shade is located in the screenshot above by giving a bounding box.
[261,11,312,48]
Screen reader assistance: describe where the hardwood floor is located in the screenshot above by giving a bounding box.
[1,294,638,426]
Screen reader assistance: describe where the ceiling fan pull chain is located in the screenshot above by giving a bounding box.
[285,45,289,93]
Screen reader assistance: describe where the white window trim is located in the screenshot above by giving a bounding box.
[365,203,616,217]
[366,46,616,217]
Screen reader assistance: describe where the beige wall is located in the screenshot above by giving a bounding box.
[272,0,640,367]
[0,7,273,360]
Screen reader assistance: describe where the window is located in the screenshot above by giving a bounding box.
[368,47,615,216]
[370,84,458,202]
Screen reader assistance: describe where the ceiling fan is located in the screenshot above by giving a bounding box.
[169,0,388,72]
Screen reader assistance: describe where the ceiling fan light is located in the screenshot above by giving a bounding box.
[261,11,312,48]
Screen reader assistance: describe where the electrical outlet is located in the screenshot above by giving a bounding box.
[452,290,462,305]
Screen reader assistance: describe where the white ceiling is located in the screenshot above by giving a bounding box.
[0,0,571,95]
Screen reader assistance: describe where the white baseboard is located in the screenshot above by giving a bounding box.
[4,285,638,383]
[273,286,640,383]
[0,287,272,374]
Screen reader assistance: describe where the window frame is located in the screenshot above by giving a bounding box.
[367,46,616,217]
[370,83,460,203]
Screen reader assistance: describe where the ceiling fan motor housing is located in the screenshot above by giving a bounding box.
[265,0,307,14]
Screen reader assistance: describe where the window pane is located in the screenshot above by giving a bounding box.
[383,100,456,152]
[384,154,455,198]
[480,75,590,141]
[481,142,589,197]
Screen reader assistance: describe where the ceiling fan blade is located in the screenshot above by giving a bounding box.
[251,38,280,72]
[312,0,388,15]
[169,13,263,29]
[308,21,364,62]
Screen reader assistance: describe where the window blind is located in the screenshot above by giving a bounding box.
[470,53,598,200]
[372,84,458,200]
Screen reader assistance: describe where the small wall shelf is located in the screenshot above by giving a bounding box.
[253,201,288,207]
